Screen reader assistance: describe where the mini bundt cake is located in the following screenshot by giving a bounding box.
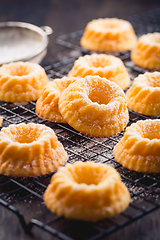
[68,54,130,90]
[36,77,77,123]
[59,76,129,137]
[113,119,160,173]
[44,161,130,221]
[131,33,160,70]
[126,71,160,115]
[0,123,68,177]
[0,62,49,102]
[80,18,137,52]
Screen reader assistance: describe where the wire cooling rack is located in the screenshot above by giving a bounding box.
[0,8,160,240]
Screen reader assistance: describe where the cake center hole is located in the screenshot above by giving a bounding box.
[90,59,110,68]
[74,170,103,185]
[143,132,160,140]
[9,66,30,76]
[16,136,36,143]
[13,128,41,143]
[101,22,121,29]
[88,87,112,105]
[152,36,160,44]
[142,124,160,140]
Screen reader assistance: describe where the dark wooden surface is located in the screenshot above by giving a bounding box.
[0,0,160,239]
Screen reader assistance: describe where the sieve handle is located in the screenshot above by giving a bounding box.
[40,26,53,36]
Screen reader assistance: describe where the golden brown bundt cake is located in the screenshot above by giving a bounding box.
[36,77,77,123]
[113,119,160,173]
[126,71,160,115]
[0,62,49,102]
[68,54,130,90]
[80,18,137,52]
[59,76,129,137]
[131,33,160,70]
[44,161,130,221]
[0,123,68,177]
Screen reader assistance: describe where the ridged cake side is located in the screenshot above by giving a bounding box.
[0,62,49,102]
[126,72,160,115]
[113,119,160,173]
[80,18,137,52]
[131,33,160,70]
[36,77,77,123]
[59,76,129,137]
[68,54,130,90]
[0,123,68,177]
[44,161,130,221]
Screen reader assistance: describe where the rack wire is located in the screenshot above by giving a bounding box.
[0,8,160,240]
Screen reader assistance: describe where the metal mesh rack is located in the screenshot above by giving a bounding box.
[0,8,160,240]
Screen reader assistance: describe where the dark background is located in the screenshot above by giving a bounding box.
[0,0,160,66]
[0,0,160,240]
